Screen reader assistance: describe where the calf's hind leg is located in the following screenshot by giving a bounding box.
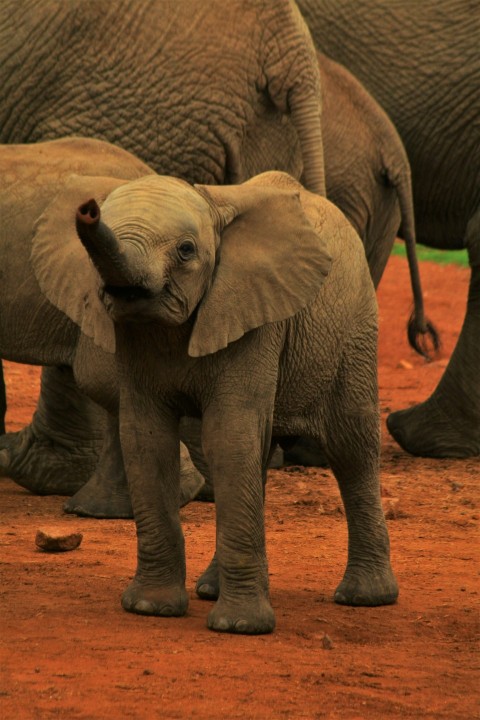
[323,343,398,606]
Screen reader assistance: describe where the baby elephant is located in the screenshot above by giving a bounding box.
[72,170,398,634]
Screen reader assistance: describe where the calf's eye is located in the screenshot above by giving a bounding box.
[177,240,196,261]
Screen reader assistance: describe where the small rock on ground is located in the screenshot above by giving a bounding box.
[35,527,83,552]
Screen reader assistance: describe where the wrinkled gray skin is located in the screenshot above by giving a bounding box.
[0,138,206,515]
[188,48,436,483]
[0,0,324,189]
[298,0,480,458]
[0,0,326,504]
[0,368,5,435]
[0,34,432,514]
[72,170,398,633]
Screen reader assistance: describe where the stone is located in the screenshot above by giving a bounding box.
[35,527,83,552]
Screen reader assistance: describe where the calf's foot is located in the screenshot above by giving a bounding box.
[196,555,220,600]
[122,580,188,617]
[334,564,398,607]
[207,595,275,634]
[282,436,329,467]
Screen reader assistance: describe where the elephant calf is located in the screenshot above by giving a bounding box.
[69,169,398,634]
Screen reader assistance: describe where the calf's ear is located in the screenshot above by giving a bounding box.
[188,177,331,357]
[31,174,128,353]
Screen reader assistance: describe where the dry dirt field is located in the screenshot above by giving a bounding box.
[0,253,478,719]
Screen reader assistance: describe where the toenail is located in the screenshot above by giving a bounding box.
[215,617,229,631]
[135,600,153,613]
[198,584,215,596]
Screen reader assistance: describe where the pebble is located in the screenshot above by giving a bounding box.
[35,527,83,552]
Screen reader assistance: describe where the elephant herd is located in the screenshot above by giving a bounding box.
[0,0,478,634]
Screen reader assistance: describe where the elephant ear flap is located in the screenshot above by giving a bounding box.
[188,173,332,357]
[31,174,128,354]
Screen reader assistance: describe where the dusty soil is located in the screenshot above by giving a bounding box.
[0,254,478,720]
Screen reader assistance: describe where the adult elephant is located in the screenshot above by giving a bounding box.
[0,0,435,508]
[297,0,480,458]
[0,0,324,190]
[0,0,325,496]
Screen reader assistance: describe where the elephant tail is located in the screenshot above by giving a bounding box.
[0,359,6,435]
[393,168,440,361]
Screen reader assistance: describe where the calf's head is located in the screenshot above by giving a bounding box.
[76,176,217,327]
[32,172,332,357]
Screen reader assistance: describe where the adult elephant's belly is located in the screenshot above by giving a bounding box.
[411,159,480,251]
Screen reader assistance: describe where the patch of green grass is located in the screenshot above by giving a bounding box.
[392,241,469,267]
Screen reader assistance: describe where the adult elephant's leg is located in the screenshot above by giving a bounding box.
[387,211,480,457]
[0,366,103,494]
[0,368,204,505]
[0,361,6,435]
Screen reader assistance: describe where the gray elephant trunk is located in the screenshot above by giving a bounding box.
[76,199,133,286]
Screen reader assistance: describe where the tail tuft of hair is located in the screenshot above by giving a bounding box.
[407,310,441,362]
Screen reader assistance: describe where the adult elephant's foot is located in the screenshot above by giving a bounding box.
[0,424,97,495]
[122,580,189,617]
[387,395,480,458]
[334,564,399,606]
[64,439,205,518]
[63,472,132,518]
[390,219,480,458]
[64,411,129,517]
[196,554,220,600]
[197,553,274,632]
[207,595,275,634]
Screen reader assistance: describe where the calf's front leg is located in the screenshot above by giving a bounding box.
[202,403,275,634]
[119,387,188,617]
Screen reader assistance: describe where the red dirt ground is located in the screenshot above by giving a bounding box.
[0,254,478,720]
